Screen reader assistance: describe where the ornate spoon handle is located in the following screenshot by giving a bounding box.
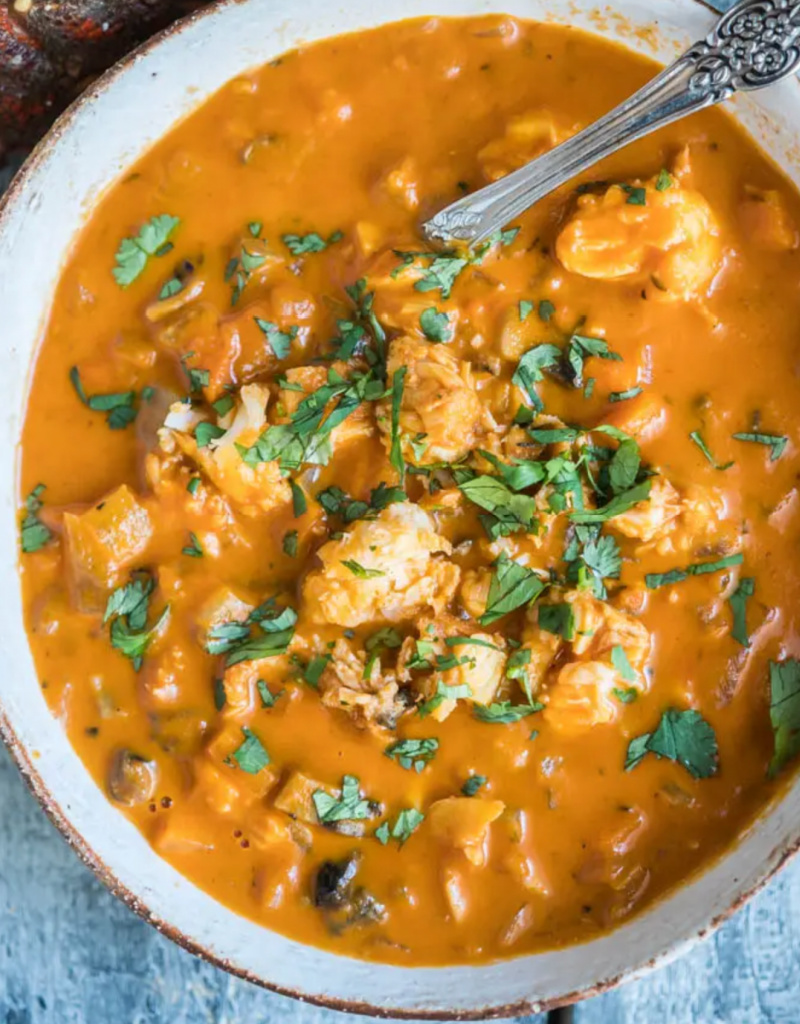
[422,0,800,247]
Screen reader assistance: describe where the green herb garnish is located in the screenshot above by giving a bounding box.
[625,708,718,778]
[20,484,52,554]
[113,214,180,287]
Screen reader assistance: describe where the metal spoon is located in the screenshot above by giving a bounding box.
[421,0,800,248]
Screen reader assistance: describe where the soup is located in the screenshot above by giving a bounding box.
[17,15,800,965]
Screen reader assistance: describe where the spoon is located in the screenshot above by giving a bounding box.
[421,0,800,248]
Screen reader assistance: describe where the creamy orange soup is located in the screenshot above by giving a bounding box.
[17,16,800,965]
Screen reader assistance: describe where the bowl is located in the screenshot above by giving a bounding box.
[1,0,799,1016]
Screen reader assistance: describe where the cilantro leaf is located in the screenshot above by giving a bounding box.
[566,334,622,388]
[282,529,298,557]
[473,701,543,723]
[625,708,718,778]
[257,679,282,708]
[181,532,203,558]
[655,169,672,191]
[313,775,373,823]
[254,318,298,360]
[20,484,52,554]
[231,727,270,774]
[570,480,652,524]
[690,430,733,471]
[538,603,575,640]
[611,645,637,681]
[512,344,562,410]
[389,367,407,483]
[613,687,638,704]
[385,738,439,773]
[418,680,472,718]
[479,552,547,626]
[69,367,138,430]
[420,307,452,342]
[608,438,641,494]
[282,230,343,255]
[303,654,331,689]
[380,807,425,845]
[206,602,296,667]
[645,553,743,589]
[195,422,226,449]
[729,577,755,647]
[113,214,180,287]
[341,559,384,578]
[458,474,536,539]
[104,572,169,671]
[414,254,469,299]
[290,479,307,517]
[732,431,788,462]
[768,658,800,777]
[462,774,488,796]
[609,387,643,403]
[519,300,534,322]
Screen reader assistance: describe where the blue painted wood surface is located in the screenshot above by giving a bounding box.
[1,742,798,1023]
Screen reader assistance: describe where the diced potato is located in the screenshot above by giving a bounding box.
[63,484,152,591]
[193,758,244,815]
[302,501,460,627]
[556,177,721,300]
[740,187,798,251]
[273,769,330,825]
[379,337,486,464]
[153,806,219,854]
[426,796,505,866]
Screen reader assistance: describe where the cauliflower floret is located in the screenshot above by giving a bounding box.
[612,478,731,556]
[278,364,375,450]
[459,568,492,619]
[379,337,486,464]
[318,639,408,732]
[739,186,798,251]
[556,177,721,300]
[544,661,621,734]
[426,797,506,866]
[478,110,573,182]
[160,384,291,517]
[518,610,564,696]
[302,502,460,627]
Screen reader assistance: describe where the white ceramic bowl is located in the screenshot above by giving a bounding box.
[2,0,800,1016]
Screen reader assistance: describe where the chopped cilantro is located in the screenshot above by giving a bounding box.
[113,214,180,287]
[20,484,52,554]
[419,306,452,342]
[519,300,534,322]
[479,552,547,626]
[254,318,299,360]
[418,680,472,718]
[609,386,643,403]
[613,687,638,704]
[303,653,331,689]
[281,230,343,255]
[732,431,788,462]
[313,774,373,823]
[181,532,203,558]
[257,679,282,708]
[566,334,622,388]
[473,701,543,724]
[458,474,536,540]
[213,678,226,710]
[159,276,183,300]
[282,530,298,558]
[512,344,561,410]
[317,482,404,522]
[655,169,672,191]
[195,422,226,449]
[385,737,439,773]
[461,774,488,796]
[625,708,718,778]
[729,577,755,647]
[290,479,307,517]
[381,807,424,845]
[690,430,733,470]
[206,600,296,667]
[69,367,138,430]
[231,727,270,773]
[611,645,636,682]
[389,366,407,483]
[645,553,744,589]
[538,603,575,640]
[768,658,800,777]
[187,476,201,497]
[538,299,556,322]
[570,480,651,524]
[621,184,646,205]
[212,394,235,418]
[104,572,169,671]
[341,559,384,578]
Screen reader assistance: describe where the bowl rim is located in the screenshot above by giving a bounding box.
[2,0,800,1017]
